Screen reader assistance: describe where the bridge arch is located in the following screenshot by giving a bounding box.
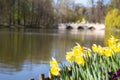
[88,26,95,30]
[66,25,73,29]
[77,26,84,30]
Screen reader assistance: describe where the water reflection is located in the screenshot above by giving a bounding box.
[0,29,119,80]
[0,32,53,72]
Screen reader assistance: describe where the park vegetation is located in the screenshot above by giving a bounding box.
[105,9,120,29]
[0,0,119,29]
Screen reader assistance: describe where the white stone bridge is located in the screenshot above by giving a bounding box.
[58,23,105,30]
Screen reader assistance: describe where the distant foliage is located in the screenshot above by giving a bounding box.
[76,17,83,23]
[105,9,120,29]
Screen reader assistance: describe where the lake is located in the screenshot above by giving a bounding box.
[0,29,120,80]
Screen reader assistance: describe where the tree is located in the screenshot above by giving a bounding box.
[94,0,106,23]
[88,0,107,23]
[53,0,78,23]
[110,0,120,9]
[0,0,55,28]
[75,5,88,22]
[28,0,54,28]
[88,0,95,23]
[105,9,120,29]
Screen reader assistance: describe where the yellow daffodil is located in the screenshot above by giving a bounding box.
[73,45,84,56]
[50,66,60,76]
[75,56,85,66]
[66,51,74,62]
[92,44,98,52]
[73,48,80,56]
[111,46,118,53]
[104,48,113,57]
[108,36,118,47]
[97,45,105,55]
[116,43,120,52]
[86,50,91,57]
[50,57,58,67]
[107,36,120,53]
[92,44,105,55]
[111,42,120,53]
[50,57,60,76]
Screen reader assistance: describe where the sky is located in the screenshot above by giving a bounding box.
[74,0,110,6]
[74,0,90,6]
[54,0,110,7]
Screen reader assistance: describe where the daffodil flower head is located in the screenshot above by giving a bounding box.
[50,57,60,76]
[75,56,85,66]
[92,44,98,52]
[73,44,84,56]
[97,45,105,55]
[50,57,58,67]
[50,66,60,76]
[116,42,120,52]
[112,46,119,53]
[86,50,91,57]
[104,48,113,57]
[108,35,118,47]
[66,51,74,62]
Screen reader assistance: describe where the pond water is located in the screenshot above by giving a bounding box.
[0,29,120,80]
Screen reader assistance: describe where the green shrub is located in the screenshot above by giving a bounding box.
[105,9,120,29]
